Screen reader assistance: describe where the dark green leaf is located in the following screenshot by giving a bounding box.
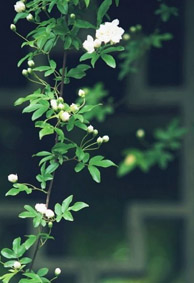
[97,0,112,26]
[101,54,116,68]
[88,165,101,183]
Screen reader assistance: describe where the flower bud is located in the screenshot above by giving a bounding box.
[10,24,16,31]
[27,68,32,74]
[70,13,76,19]
[13,261,21,269]
[14,1,26,13]
[48,222,53,228]
[70,103,79,112]
[102,135,109,142]
[136,129,145,138]
[78,89,86,97]
[94,39,101,48]
[58,97,64,102]
[28,60,35,67]
[97,137,103,144]
[57,103,64,110]
[59,111,70,122]
[8,174,18,183]
[45,209,55,219]
[136,24,142,31]
[130,26,136,33]
[50,99,58,111]
[22,69,28,76]
[124,154,136,166]
[87,125,94,133]
[26,13,34,21]
[123,33,130,41]
[55,268,61,276]
[93,129,98,136]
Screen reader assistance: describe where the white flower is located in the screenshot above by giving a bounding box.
[50,99,58,111]
[35,203,47,214]
[70,103,79,112]
[96,19,124,44]
[55,268,61,276]
[14,1,26,13]
[102,135,109,142]
[94,39,101,48]
[8,174,18,183]
[13,261,21,269]
[78,89,86,97]
[59,111,70,122]
[45,209,55,219]
[87,125,94,133]
[97,137,103,144]
[83,35,95,53]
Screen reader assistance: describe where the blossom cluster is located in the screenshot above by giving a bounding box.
[83,19,124,53]
[35,203,55,219]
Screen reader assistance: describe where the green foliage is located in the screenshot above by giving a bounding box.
[118,119,186,176]
[155,3,178,22]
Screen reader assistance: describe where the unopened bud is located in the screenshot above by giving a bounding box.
[10,24,16,31]
[8,174,18,183]
[70,103,79,112]
[136,129,145,138]
[78,89,86,97]
[59,111,70,122]
[87,125,94,133]
[13,261,21,269]
[55,268,61,276]
[50,99,58,111]
[70,13,76,19]
[57,103,64,110]
[27,68,32,74]
[97,137,103,144]
[93,129,98,136]
[130,26,136,33]
[26,13,34,21]
[22,69,28,76]
[27,60,35,67]
[102,135,109,142]
[123,33,130,41]
[48,222,53,228]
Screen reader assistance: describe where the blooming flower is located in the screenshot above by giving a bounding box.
[83,35,95,53]
[14,1,26,13]
[13,261,21,269]
[59,111,70,122]
[45,209,55,219]
[35,203,47,214]
[96,19,124,44]
[8,174,18,183]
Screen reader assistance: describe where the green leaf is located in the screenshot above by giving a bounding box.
[34,151,51,157]
[84,0,90,7]
[37,268,49,277]
[24,235,37,250]
[33,66,50,72]
[0,272,16,283]
[62,195,73,212]
[101,46,124,54]
[55,203,62,216]
[88,165,101,183]
[1,248,15,259]
[45,162,59,174]
[64,35,72,49]
[115,0,119,6]
[80,52,93,62]
[63,211,74,221]
[101,54,116,68]
[79,105,98,114]
[57,0,68,14]
[89,156,116,167]
[75,19,95,29]
[76,147,85,161]
[74,162,85,172]
[20,257,32,264]
[97,0,112,26]
[39,124,54,140]
[69,202,89,211]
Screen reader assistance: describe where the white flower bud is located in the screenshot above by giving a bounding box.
[14,1,26,13]
[13,261,21,269]
[22,69,28,76]
[10,24,16,31]
[97,137,103,144]
[48,222,53,228]
[130,26,136,33]
[78,89,86,97]
[27,68,32,74]
[45,209,55,219]
[70,103,79,112]
[50,99,58,111]
[57,103,64,110]
[136,129,145,138]
[59,111,70,122]
[26,13,33,21]
[70,13,76,19]
[102,135,109,142]
[58,97,64,102]
[8,174,18,183]
[123,33,130,41]
[27,60,35,67]
[55,268,61,276]
[87,125,94,133]
[35,203,47,214]
[93,129,98,136]
[94,39,101,48]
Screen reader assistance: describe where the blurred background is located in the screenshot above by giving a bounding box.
[1,0,193,282]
